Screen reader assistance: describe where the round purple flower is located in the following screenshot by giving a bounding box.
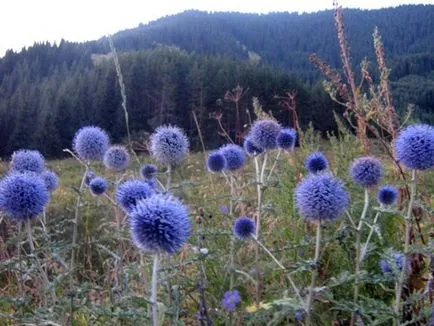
[207,151,226,172]
[277,128,296,150]
[221,290,241,312]
[295,173,349,222]
[350,157,384,187]
[0,173,49,220]
[305,151,328,174]
[233,217,256,240]
[115,180,155,212]
[377,185,399,206]
[129,194,191,254]
[140,164,158,179]
[220,144,245,171]
[10,149,45,174]
[41,170,59,192]
[395,124,434,170]
[89,177,108,196]
[149,125,189,166]
[379,259,392,274]
[249,119,281,149]
[72,126,110,161]
[103,145,129,171]
[380,251,405,275]
[84,170,96,187]
[243,138,263,157]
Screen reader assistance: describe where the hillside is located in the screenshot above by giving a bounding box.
[0,5,433,157]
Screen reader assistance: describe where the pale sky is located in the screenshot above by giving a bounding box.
[1,0,432,57]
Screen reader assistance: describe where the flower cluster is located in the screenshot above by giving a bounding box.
[149,125,189,166]
[73,126,110,161]
[221,290,241,312]
[10,149,45,174]
[249,120,281,149]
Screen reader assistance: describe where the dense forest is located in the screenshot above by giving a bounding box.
[0,5,433,157]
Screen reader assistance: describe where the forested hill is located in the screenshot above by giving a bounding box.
[0,5,433,158]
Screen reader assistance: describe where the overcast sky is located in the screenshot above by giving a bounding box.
[1,0,432,56]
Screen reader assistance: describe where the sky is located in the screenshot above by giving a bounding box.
[1,0,432,57]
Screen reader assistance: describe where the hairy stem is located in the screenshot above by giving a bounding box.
[151,253,159,326]
[266,149,282,182]
[306,222,322,324]
[360,211,381,263]
[166,165,172,191]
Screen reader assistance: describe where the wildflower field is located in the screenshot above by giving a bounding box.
[0,117,434,326]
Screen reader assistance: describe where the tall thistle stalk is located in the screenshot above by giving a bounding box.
[306,222,321,325]
[151,253,160,326]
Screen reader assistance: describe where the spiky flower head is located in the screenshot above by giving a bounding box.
[207,151,226,172]
[377,185,399,206]
[220,144,245,171]
[84,170,96,186]
[140,164,158,179]
[295,173,348,222]
[103,145,129,171]
[379,251,405,275]
[395,124,434,170]
[233,217,256,240]
[221,290,241,312]
[41,170,59,192]
[72,126,110,161]
[129,194,191,254]
[10,149,45,174]
[115,180,155,212]
[277,128,296,150]
[89,177,108,196]
[149,125,189,166]
[0,173,49,220]
[305,151,328,174]
[350,156,384,187]
[243,137,264,157]
[249,119,281,149]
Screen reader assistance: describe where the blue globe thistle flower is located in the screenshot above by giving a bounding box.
[72,126,110,161]
[295,309,304,323]
[233,217,256,240]
[220,144,245,171]
[115,180,155,212]
[249,119,281,149]
[379,252,405,275]
[377,185,399,206]
[103,145,130,171]
[295,173,349,222]
[243,137,264,156]
[207,151,227,172]
[395,124,434,170]
[129,194,191,254]
[305,151,328,174]
[149,125,189,166]
[379,259,392,274]
[219,204,229,215]
[89,177,108,196]
[221,290,241,312]
[277,128,296,150]
[350,157,384,187]
[41,170,59,192]
[140,164,158,179]
[0,173,49,220]
[10,149,45,174]
[84,170,96,187]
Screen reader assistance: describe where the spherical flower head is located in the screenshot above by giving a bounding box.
[129,194,191,254]
[207,151,226,172]
[243,137,264,156]
[84,170,96,187]
[295,173,349,222]
[149,125,189,166]
[72,126,110,161]
[221,290,241,312]
[140,164,158,179]
[350,156,384,187]
[233,217,256,240]
[219,204,229,215]
[220,144,245,171]
[305,151,328,174]
[103,145,130,171]
[249,119,281,149]
[395,124,434,170]
[0,173,49,220]
[379,259,392,274]
[377,185,399,206]
[277,128,296,150]
[89,177,108,196]
[115,180,155,212]
[10,149,45,174]
[41,170,59,192]
[379,251,405,275]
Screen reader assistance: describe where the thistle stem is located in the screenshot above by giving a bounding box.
[166,165,172,191]
[306,222,322,324]
[151,253,160,326]
[266,149,282,182]
[360,211,381,263]
[394,169,416,325]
